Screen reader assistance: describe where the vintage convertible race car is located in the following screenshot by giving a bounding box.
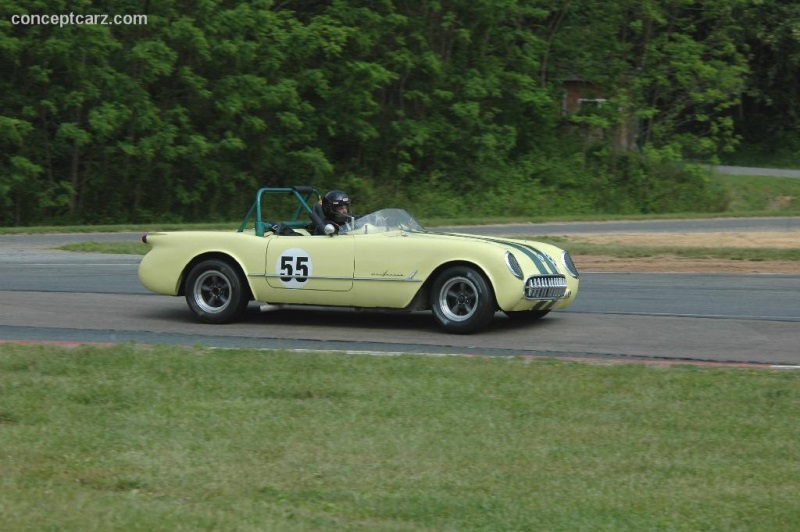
[138,186,580,333]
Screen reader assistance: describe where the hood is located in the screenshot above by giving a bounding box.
[420,230,565,275]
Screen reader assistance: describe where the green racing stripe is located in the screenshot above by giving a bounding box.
[429,231,559,275]
[498,239,559,275]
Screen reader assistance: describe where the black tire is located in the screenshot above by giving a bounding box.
[430,266,496,334]
[184,259,249,324]
[504,309,551,321]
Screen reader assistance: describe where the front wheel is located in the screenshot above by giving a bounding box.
[430,266,496,334]
[185,259,249,324]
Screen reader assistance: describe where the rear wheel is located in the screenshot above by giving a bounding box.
[185,259,249,323]
[430,266,496,334]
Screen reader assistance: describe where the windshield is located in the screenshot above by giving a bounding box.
[342,208,425,234]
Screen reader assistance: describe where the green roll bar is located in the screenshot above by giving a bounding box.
[238,186,320,237]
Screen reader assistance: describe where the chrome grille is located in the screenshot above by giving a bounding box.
[524,275,568,300]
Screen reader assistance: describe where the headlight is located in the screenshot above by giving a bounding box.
[505,252,524,280]
[562,251,580,278]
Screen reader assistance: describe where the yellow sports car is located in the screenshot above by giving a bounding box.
[138,186,580,333]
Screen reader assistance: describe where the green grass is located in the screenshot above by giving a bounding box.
[1,343,799,530]
[0,222,226,235]
[715,174,800,213]
[60,241,151,255]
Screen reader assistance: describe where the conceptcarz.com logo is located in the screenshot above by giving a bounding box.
[10,13,148,27]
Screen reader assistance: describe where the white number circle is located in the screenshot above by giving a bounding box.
[276,248,313,288]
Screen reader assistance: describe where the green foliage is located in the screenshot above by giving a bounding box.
[0,0,784,225]
[722,132,800,170]
[736,1,800,140]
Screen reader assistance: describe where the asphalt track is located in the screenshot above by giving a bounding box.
[1,217,799,367]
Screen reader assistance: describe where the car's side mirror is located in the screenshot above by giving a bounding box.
[324,223,337,236]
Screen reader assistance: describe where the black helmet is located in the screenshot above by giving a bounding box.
[322,190,351,223]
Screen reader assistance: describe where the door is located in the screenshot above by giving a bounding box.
[265,235,355,292]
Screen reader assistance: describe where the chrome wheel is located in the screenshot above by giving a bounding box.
[430,266,496,334]
[192,270,232,314]
[184,259,249,324]
[437,276,479,322]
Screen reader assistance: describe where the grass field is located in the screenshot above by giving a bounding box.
[713,174,800,213]
[1,343,799,530]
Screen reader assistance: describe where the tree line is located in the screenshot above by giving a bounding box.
[1,0,797,226]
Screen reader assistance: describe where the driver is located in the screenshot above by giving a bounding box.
[311,189,353,235]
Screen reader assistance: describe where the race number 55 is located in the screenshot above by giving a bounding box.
[276,248,313,288]
[280,255,309,282]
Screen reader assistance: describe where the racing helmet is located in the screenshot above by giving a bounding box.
[322,189,351,223]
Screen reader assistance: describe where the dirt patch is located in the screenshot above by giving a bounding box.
[569,231,800,273]
[573,230,800,249]
[576,255,800,273]
[768,196,795,211]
